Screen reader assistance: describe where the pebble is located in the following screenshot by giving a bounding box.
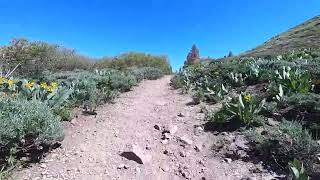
[117,164,129,169]
[179,135,193,145]
[161,164,170,172]
[179,151,187,157]
[161,139,168,145]
[224,158,232,163]
[154,124,161,131]
[135,167,141,173]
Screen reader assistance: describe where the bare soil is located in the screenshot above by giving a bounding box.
[14,76,277,180]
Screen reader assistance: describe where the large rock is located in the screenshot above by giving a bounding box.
[120,144,152,164]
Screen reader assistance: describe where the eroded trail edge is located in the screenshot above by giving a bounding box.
[15,76,274,180]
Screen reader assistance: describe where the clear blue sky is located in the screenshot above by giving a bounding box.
[0,0,319,70]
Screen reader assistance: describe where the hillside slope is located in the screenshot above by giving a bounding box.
[243,15,320,57]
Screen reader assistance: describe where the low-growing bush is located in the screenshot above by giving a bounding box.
[0,96,64,167]
[140,67,163,80]
[247,120,320,175]
[170,73,184,89]
[130,67,164,81]
[0,97,63,145]
[271,93,320,138]
[95,52,172,74]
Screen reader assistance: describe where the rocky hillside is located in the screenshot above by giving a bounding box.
[243,15,320,57]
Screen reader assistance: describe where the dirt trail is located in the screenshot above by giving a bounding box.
[14,76,274,180]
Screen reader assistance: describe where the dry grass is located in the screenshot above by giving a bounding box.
[243,16,320,57]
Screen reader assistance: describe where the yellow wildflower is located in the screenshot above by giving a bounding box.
[46,86,54,93]
[24,82,34,89]
[7,79,14,87]
[0,77,7,85]
[41,82,48,89]
[51,82,58,87]
[51,82,58,89]
[244,95,253,102]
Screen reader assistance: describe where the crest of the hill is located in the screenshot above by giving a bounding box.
[243,15,320,57]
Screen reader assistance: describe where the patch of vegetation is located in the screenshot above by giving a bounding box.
[210,94,265,127]
[95,52,172,74]
[247,120,320,175]
[0,38,169,175]
[172,48,320,177]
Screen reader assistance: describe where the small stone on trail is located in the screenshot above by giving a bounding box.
[267,118,279,127]
[120,144,152,164]
[178,112,185,117]
[117,164,129,169]
[154,124,161,131]
[220,132,228,136]
[135,167,141,173]
[179,135,193,145]
[179,151,187,157]
[146,145,151,150]
[40,164,47,169]
[224,158,232,164]
[194,145,202,152]
[70,119,77,125]
[163,149,169,155]
[234,135,248,150]
[194,126,203,136]
[163,133,173,140]
[169,125,178,135]
[160,163,170,172]
[161,139,168,145]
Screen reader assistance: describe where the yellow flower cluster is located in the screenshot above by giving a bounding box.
[40,82,58,93]
[0,77,6,85]
[23,81,58,93]
[244,94,253,102]
[24,82,35,89]
[0,77,15,87]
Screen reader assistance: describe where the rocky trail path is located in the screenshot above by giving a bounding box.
[14,76,275,180]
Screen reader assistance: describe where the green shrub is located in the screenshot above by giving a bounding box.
[170,73,184,89]
[0,38,93,77]
[272,93,320,137]
[108,73,137,92]
[95,52,172,74]
[247,120,320,175]
[0,96,63,148]
[140,67,163,80]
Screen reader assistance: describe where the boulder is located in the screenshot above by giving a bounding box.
[120,144,152,164]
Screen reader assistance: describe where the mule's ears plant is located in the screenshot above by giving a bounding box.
[213,93,265,126]
[272,66,312,95]
[275,84,284,102]
[289,159,310,180]
[228,72,246,87]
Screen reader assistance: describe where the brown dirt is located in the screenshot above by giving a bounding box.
[13,76,277,180]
